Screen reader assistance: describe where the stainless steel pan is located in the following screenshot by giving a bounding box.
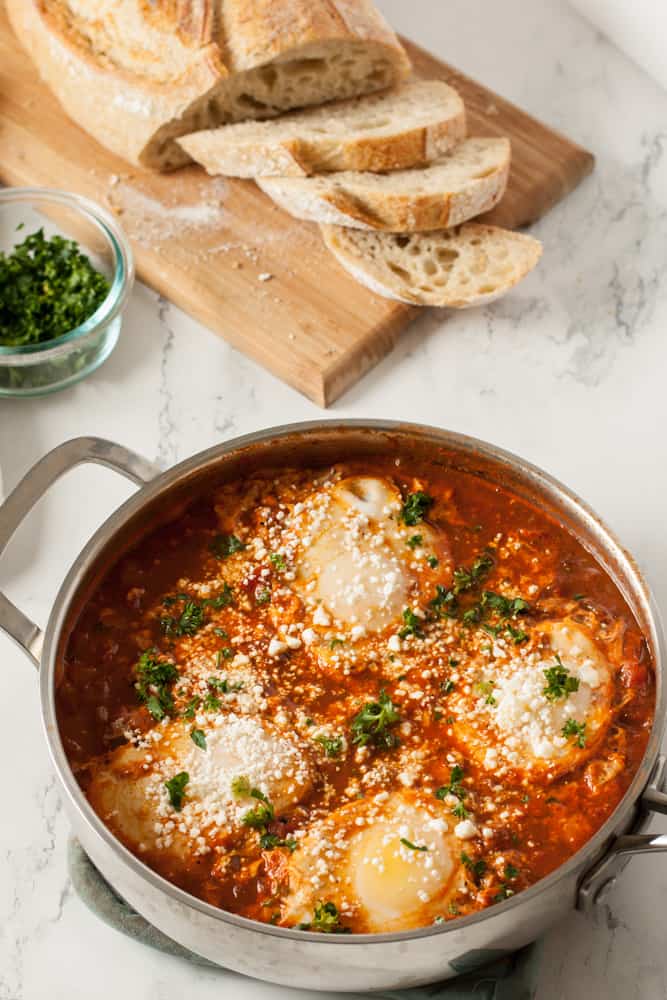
[2,422,667,992]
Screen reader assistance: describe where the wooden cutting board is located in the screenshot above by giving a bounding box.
[0,7,594,406]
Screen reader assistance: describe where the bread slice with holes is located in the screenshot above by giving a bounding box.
[321,223,542,307]
[178,80,466,178]
[6,0,410,170]
[258,138,511,231]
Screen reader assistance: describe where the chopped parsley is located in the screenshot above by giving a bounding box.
[461,851,487,883]
[477,680,497,706]
[350,690,401,750]
[314,734,345,758]
[255,586,271,605]
[400,837,428,852]
[160,597,205,637]
[493,864,519,902]
[241,788,275,829]
[0,228,110,347]
[436,763,468,817]
[299,900,346,934]
[231,775,251,798]
[164,771,189,811]
[260,833,299,852]
[181,696,201,719]
[202,692,222,712]
[406,533,423,549]
[398,607,425,640]
[400,491,434,526]
[562,718,587,747]
[269,552,287,571]
[427,555,439,569]
[208,676,243,694]
[543,656,580,701]
[441,678,456,695]
[329,638,344,650]
[160,588,234,637]
[429,552,496,620]
[210,533,245,559]
[205,585,234,609]
[190,728,207,750]
[134,649,179,720]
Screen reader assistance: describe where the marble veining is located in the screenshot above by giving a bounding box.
[1,0,667,998]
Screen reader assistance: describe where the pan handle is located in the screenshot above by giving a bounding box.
[578,755,667,913]
[0,437,160,668]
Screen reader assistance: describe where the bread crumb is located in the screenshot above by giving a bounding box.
[258,272,273,282]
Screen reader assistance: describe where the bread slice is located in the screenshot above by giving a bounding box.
[178,80,467,178]
[7,0,411,171]
[258,138,511,231]
[321,223,542,307]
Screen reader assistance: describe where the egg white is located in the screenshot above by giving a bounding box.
[450,619,614,778]
[288,476,447,635]
[87,713,313,860]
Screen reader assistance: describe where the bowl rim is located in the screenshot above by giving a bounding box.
[0,186,135,357]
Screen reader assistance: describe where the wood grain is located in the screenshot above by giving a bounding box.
[0,8,593,406]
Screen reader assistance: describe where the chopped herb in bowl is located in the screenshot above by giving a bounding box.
[0,228,110,347]
[0,188,134,396]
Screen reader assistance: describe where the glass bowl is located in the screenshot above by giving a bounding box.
[0,187,134,397]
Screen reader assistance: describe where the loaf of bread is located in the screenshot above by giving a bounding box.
[7,0,410,170]
[258,138,511,231]
[178,80,467,177]
[321,223,543,307]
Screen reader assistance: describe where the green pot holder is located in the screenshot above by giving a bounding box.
[68,839,541,999]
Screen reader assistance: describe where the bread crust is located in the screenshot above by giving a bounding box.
[258,139,511,231]
[7,0,410,169]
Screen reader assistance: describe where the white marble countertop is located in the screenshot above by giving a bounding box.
[1,0,666,997]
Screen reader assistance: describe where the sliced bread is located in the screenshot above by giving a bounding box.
[7,0,410,170]
[258,138,511,231]
[321,223,542,307]
[178,80,467,178]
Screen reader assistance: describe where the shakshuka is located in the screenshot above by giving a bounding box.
[58,456,654,933]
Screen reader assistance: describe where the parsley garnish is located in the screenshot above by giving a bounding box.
[160,597,205,637]
[398,607,425,640]
[477,680,497,706]
[562,718,587,747]
[231,775,251,798]
[400,492,434,526]
[314,734,344,758]
[210,533,245,558]
[134,649,179,720]
[350,690,401,750]
[181,696,201,719]
[0,228,110,347]
[164,771,189,811]
[427,555,439,569]
[205,585,234,609]
[202,692,221,712]
[208,676,243,694]
[190,728,207,750]
[269,552,287,571]
[406,534,423,549]
[241,788,275,829]
[400,837,428,852]
[299,901,346,934]
[543,656,580,701]
[461,852,487,883]
[436,763,468,817]
[255,586,271,605]
[260,833,299,852]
